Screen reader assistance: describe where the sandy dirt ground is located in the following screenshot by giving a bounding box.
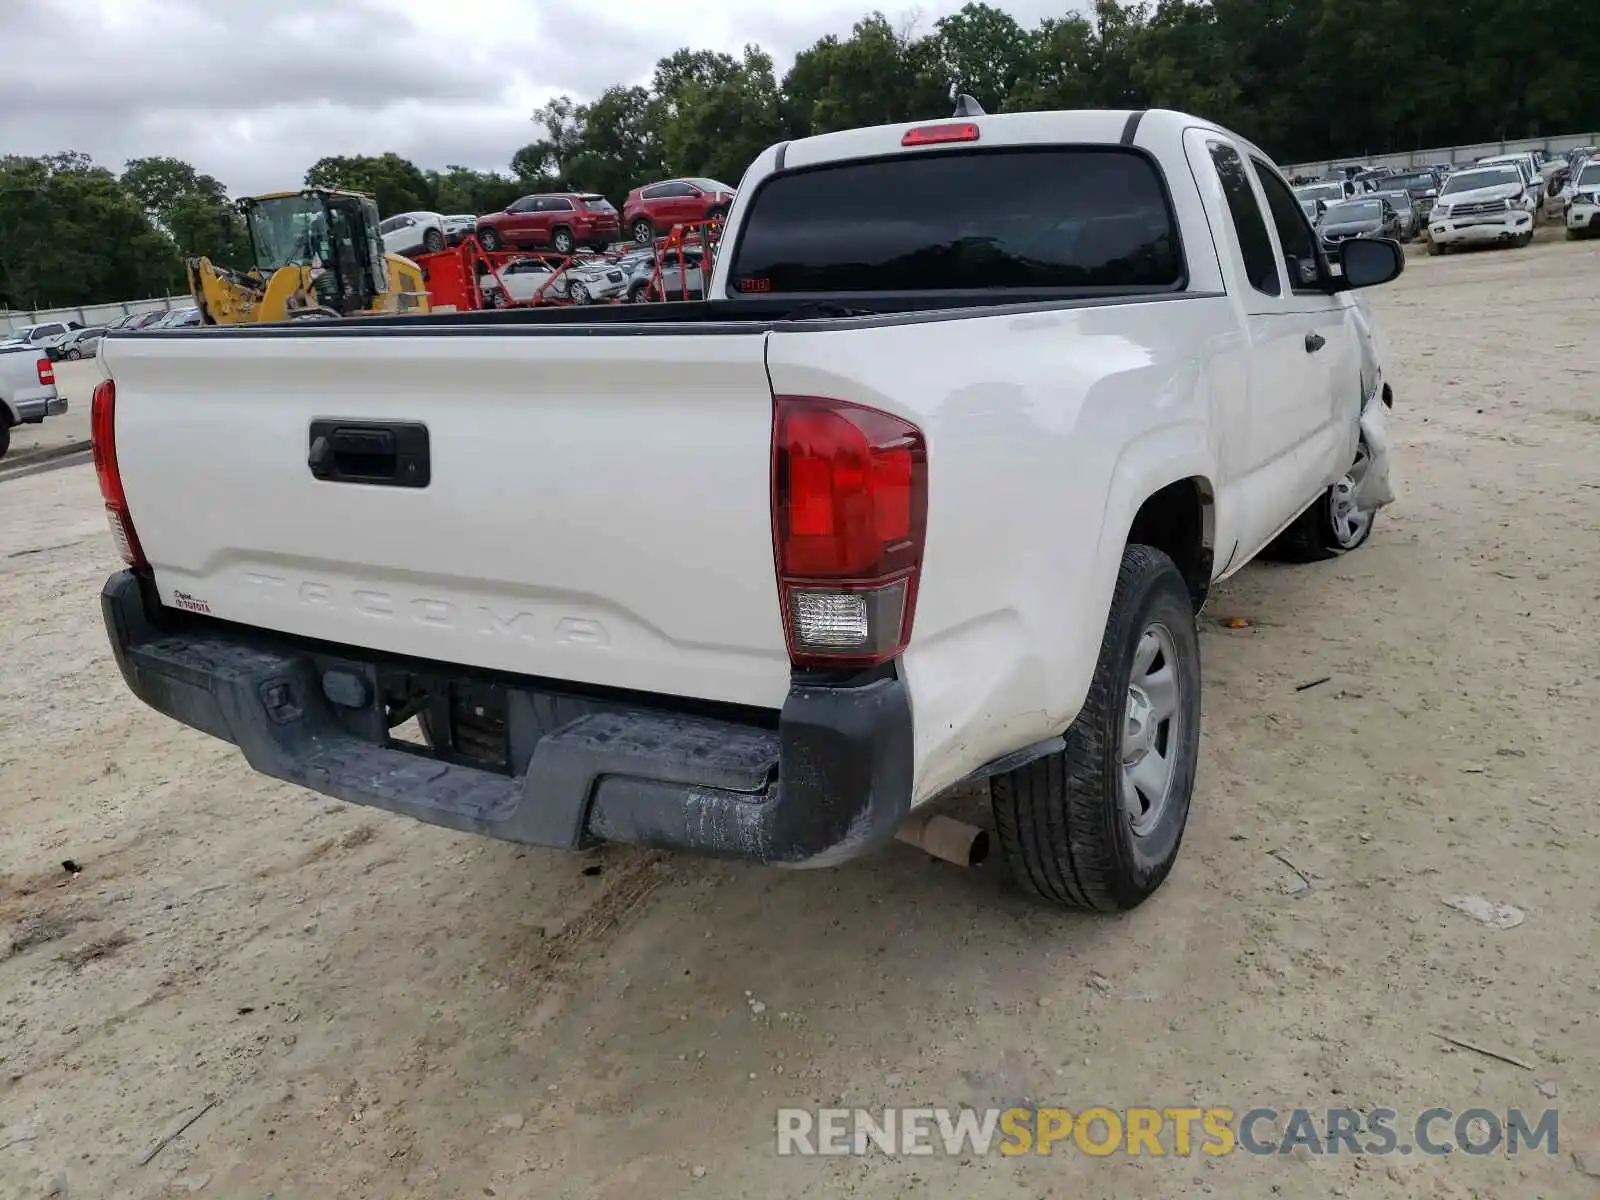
[2,239,1599,1199]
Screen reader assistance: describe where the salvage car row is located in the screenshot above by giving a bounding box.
[378,177,736,259]
[1293,147,1600,255]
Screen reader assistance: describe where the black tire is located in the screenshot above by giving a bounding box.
[1568,227,1581,241]
[569,281,590,305]
[423,227,444,253]
[551,228,575,255]
[706,206,728,225]
[1514,232,1533,248]
[1425,236,1442,256]
[0,418,10,460]
[65,348,81,360]
[992,545,1201,911]
[631,219,654,245]
[477,227,502,251]
[1265,438,1379,562]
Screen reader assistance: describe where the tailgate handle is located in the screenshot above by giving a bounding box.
[308,419,430,488]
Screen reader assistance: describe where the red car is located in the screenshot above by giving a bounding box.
[622,178,736,244]
[475,193,620,254]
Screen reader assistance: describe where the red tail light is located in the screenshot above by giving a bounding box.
[36,358,53,386]
[902,122,980,147]
[771,396,928,668]
[90,380,147,568]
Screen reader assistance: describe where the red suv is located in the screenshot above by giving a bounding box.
[475,193,621,254]
[622,178,736,244]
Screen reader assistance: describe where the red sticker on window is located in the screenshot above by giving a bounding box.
[736,277,772,293]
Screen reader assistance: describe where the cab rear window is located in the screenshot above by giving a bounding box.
[728,147,1183,295]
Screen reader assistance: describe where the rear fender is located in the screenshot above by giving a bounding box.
[1098,421,1218,579]
[0,397,19,426]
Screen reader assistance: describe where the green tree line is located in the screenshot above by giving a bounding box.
[6,0,1596,310]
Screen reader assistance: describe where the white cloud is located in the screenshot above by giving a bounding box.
[1,0,1071,194]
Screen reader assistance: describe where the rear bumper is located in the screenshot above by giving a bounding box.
[101,570,913,867]
[14,394,65,423]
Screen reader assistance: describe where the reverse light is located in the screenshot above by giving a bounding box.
[901,122,980,147]
[90,379,147,568]
[36,357,53,386]
[772,396,928,668]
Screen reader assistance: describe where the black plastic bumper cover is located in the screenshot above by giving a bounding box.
[101,571,913,867]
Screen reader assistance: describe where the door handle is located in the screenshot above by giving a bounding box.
[1304,332,1327,353]
[309,420,430,487]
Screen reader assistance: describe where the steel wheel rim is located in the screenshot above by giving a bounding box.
[1121,621,1183,838]
[1329,440,1373,548]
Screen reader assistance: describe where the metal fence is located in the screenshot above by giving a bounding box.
[1,294,192,336]
[1282,131,1600,179]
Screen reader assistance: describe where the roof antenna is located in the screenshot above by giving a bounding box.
[948,78,985,118]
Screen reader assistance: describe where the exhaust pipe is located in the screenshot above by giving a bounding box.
[896,811,990,868]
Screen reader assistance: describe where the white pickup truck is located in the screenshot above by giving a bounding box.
[95,107,1400,912]
[0,343,65,459]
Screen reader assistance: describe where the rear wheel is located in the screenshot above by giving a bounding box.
[478,227,502,251]
[992,545,1201,911]
[423,227,444,253]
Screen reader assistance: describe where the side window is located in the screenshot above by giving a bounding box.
[641,184,670,200]
[1208,142,1279,296]
[1252,160,1323,292]
[658,183,692,198]
[546,198,574,212]
[509,196,538,213]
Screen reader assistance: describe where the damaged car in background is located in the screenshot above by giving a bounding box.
[1316,196,1407,258]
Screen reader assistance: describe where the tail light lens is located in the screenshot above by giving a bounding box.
[36,358,53,386]
[771,395,928,668]
[90,379,147,568]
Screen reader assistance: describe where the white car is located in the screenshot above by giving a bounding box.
[377,211,446,257]
[1426,165,1535,252]
[1565,159,1600,239]
[2,320,77,358]
[1475,153,1546,222]
[478,257,631,306]
[94,106,1402,912]
[1293,179,1353,220]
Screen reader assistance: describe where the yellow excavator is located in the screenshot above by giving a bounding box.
[186,188,431,325]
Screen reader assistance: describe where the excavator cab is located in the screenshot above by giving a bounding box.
[239,189,390,316]
[187,188,427,326]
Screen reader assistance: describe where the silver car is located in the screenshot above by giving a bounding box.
[628,246,707,302]
[57,326,107,359]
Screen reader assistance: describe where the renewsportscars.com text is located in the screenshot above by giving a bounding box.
[776,1106,1558,1158]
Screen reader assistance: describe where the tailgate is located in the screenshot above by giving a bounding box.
[104,331,791,709]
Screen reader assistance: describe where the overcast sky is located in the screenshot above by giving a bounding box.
[2,0,1069,195]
